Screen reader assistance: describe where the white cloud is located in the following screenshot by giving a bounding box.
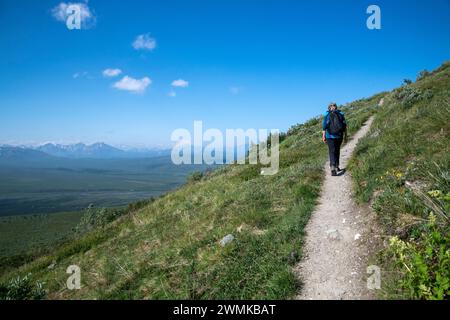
[113,76,151,93]
[171,79,189,88]
[168,90,177,97]
[102,68,122,77]
[132,34,157,51]
[51,2,96,29]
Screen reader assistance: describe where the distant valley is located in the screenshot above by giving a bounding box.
[0,143,208,216]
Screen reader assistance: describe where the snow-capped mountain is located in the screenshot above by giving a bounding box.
[0,142,172,160]
[34,143,171,159]
[0,145,53,161]
[35,143,127,159]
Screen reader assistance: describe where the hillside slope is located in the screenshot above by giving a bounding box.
[349,61,450,299]
[0,96,378,299]
[1,62,448,300]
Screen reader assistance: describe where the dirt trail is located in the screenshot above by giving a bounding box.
[296,117,378,300]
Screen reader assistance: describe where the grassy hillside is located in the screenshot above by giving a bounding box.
[0,212,83,259]
[349,62,450,299]
[0,96,378,299]
[0,203,147,277]
[0,212,83,276]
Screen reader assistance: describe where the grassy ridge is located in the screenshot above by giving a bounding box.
[0,97,378,299]
[349,62,450,299]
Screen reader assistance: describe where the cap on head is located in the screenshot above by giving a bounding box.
[328,102,338,111]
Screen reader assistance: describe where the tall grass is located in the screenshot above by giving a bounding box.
[349,61,450,299]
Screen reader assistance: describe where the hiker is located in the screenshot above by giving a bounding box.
[322,102,347,176]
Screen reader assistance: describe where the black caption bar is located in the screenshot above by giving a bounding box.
[0,300,441,319]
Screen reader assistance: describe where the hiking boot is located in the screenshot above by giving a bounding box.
[331,166,337,176]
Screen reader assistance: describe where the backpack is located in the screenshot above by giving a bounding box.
[326,111,345,135]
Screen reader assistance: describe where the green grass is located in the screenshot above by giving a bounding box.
[0,96,378,299]
[0,212,83,256]
[0,212,83,276]
[348,61,450,299]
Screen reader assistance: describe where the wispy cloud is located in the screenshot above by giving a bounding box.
[171,79,189,88]
[102,68,122,77]
[168,90,177,97]
[113,76,151,93]
[132,34,157,51]
[73,71,88,79]
[230,86,243,95]
[51,1,96,29]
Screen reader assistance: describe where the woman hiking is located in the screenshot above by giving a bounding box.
[322,102,347,176]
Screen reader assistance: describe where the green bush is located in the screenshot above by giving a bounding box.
[0,274,46,300]
[393,85,424,107]
[126,198,154,212]
[286,116,321,137]
[76,206,125,233]
[187,171,204,183]
[76,199,155,234]
[403,79,413,85]
[417,70,430,82]
[387,214,449,300]
[422,89,434,101]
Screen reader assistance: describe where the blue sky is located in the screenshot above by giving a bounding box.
[1,0,449,147]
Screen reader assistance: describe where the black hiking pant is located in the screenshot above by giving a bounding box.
[327,138,343,169]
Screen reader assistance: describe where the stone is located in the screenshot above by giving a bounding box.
[326,229,341,240]
[219,234,234,247]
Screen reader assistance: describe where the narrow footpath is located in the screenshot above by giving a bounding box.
[296,117,379,300]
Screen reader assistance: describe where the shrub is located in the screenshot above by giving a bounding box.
[76,207,125,233]
[279,132,287,144]
[417,70,430,82]
[126,198,154,212]
[403,79,413,85]
[422,89,434,101]
[0,274,46,300]
[187,171,203,183]
[286,123,303,137]
[387,214,449,300]
[265,132,286,148]
[393,85,431,107]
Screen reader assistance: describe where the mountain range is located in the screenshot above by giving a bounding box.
[0,143,171,161]
[0,142,253,163]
